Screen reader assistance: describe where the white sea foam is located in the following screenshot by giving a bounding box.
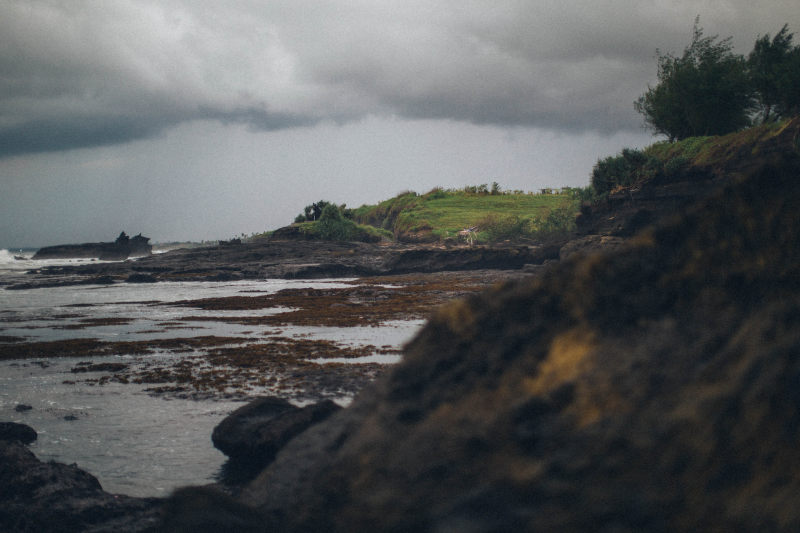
[0,248,26,264]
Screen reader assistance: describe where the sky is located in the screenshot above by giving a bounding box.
[1,1,798,248]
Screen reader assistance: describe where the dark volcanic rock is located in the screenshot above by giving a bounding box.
[11,239,562,289]
[0,422,36,444]
[212,397,341,481]
[383,244,561,274]
[0,441,161,532]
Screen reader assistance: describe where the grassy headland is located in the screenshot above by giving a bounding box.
[286,186,586,244]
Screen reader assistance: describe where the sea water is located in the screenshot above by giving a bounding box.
[0,250,422,497]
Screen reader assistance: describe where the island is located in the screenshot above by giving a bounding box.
[32,232,152,261]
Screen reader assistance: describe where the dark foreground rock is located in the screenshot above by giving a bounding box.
[152,145,800,530]
[0,441,161,532]
[0,422,37,444]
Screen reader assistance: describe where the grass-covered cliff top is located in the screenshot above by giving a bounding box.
[349,186,584,243]
[592,117,800,196]
[283,186,585,244]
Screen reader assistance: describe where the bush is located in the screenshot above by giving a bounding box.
[591,149,663,196]
[307,204,392,242]
[477,214,527,241]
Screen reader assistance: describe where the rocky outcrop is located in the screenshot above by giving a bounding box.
[33,232,152,261]
[383,244,561,274]
[0,440,161,532]
[10,240,563,289]
[153,141,800,530]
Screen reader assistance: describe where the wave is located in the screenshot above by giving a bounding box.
[0,248,28,264]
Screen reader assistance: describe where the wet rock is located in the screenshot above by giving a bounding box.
[70,362,129,373]
[14,404,32,412]
[0,422,37,444]
[212,397,340,482]
[0,440,161,532]
[126,273,158,283]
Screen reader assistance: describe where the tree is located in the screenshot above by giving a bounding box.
[748,25,800,122]
[635,18,754,141]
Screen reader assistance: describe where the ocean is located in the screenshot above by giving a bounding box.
[0,249,421,497]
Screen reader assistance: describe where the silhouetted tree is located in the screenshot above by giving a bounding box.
[635,18,754,141]
[749,24,800,122]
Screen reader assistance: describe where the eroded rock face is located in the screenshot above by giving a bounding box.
[228,155,800,531]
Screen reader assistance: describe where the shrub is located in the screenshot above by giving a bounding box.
[310,204,392,242]
[528,204,578,241]
[477,214,527,241]
[591,148,663,196]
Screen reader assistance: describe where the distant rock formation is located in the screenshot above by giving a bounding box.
[33,232,152,260]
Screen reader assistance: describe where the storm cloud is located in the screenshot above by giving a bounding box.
[3,0,797,157]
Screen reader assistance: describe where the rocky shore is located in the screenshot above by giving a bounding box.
[5,238,560,290]
[2,120,799,531]
[0,424,161,532]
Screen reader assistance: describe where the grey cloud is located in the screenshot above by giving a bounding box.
[0,115,166,157]
[1,0,798,158]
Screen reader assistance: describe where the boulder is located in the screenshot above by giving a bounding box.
[0,422,36,444]
[212,397,340,478]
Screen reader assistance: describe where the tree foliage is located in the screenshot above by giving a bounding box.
[591,148,662,195]
[748,24,800,122]
[295,200,350,223]
[635,18,754,141]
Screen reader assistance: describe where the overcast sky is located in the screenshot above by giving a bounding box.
[1,1,798,248]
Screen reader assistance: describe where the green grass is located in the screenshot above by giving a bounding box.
[644,118,793,168]
[352,189,580,242]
